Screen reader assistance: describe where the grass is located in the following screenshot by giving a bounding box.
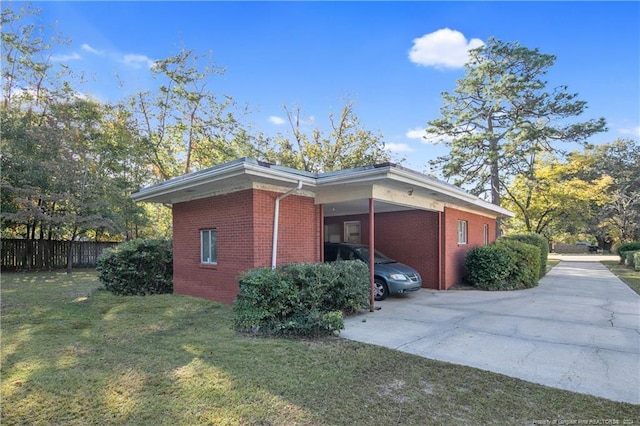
[602,260,640,295]
[546,258,561,273]
[2,271,638,425]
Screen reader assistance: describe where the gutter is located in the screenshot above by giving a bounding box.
[271,181,304,269]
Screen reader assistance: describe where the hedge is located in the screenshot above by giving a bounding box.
[97,238,173,296]
[635,252,640,272]
[465,240,541,291]
[233,261,370,337]
[622,250,640,269]
[500,233,548,278]
[618,242,640,264]
[498,240,541,289]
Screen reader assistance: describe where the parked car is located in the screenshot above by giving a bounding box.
[576,241,600,253]
[324,242,422,301]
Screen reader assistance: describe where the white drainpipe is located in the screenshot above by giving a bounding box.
[272,181,303,269]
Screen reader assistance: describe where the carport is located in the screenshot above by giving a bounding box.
[312,163,512,309]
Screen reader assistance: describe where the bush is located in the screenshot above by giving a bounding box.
[623,250,640,269]
[233,261,369,337]
[635,252,640,272]
[97,239,173,296]
[328,260,371,314]
[465,241,541,291]
[498,240,541,289]
[617,242,640,264]
[465,244,515,290]
[500,233,548,278]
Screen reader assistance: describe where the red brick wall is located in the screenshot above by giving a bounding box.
[251,191,320,267]
[443,207,495,288]
[172,189,319,304]
[324,210,440,289]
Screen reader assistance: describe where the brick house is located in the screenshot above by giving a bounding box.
[132,158,513,304]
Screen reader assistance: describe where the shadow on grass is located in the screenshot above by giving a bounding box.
[2,271,638,425]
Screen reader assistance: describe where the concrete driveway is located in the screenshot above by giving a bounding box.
[341,257,640,404]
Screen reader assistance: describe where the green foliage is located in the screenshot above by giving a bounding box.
[466,241,541,290]
[253,101,394,173]
[233,262,369,337]
[617,242,640,256]
[634,252,640,272]
[328,260,372,314]
[427,38,606,208]
[618,241,640,265]
[621,250,639,269]
[498,240,541,289]
[465,244,515,290]
[1,7,154,242]
[97,239,173,295]
[500,233,548,278]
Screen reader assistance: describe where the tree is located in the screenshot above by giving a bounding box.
[125,48,250,181]
[425,38,606,223]
[503,139,640,249]
[502,155,612,238]
[254,101,393,173]
[569,139,640,244]
[1,5,159,271]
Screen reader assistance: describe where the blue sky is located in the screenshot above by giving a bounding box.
[25,1,640,171]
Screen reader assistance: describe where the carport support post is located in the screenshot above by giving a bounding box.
[369,198,375,312]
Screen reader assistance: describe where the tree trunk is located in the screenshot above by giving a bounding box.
[489,134,502,237]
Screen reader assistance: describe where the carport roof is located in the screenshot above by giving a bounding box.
[131,158,513,218]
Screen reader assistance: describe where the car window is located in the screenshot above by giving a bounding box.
[352,246,395,264]
[324,245,338,261]
[339,246,358,261]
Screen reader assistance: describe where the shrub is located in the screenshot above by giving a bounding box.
[624,250,640,269]
[233,261,369,337]
[97,239,173,296]
[634,252,640,272]
[617,242,640,264]
[465,244,515,290]
[328,260,371,314]
[500,233,548,278]
[498,240,541,289]
[465,241,541,291]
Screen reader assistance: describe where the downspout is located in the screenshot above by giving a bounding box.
[271,181,303,269]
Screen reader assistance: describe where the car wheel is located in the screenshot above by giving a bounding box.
[374,278,388,301]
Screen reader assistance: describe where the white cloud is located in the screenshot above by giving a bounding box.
[268,115,286,125]
[406,127,426,139]
[81,43,103,55]
[122,54,156,69]
[409,28,484,69]
[422,133,454,144]
[619,126,640,137]
[50,52,81,62]
[385,142,414,153]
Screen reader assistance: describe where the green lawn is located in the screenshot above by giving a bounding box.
[602,260,640,295]
[1,271,637,425]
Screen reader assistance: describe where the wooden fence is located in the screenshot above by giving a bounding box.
[1,239,119,271]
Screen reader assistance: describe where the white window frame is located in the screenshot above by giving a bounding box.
[457,220,468,245]
[483,224,489,245]
[201,229,217,264]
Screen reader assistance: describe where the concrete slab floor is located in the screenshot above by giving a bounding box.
[341,260,640,404]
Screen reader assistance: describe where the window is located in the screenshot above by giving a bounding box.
[457,220,468,244]
[483,224,489,245]
[201,229,217,264]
